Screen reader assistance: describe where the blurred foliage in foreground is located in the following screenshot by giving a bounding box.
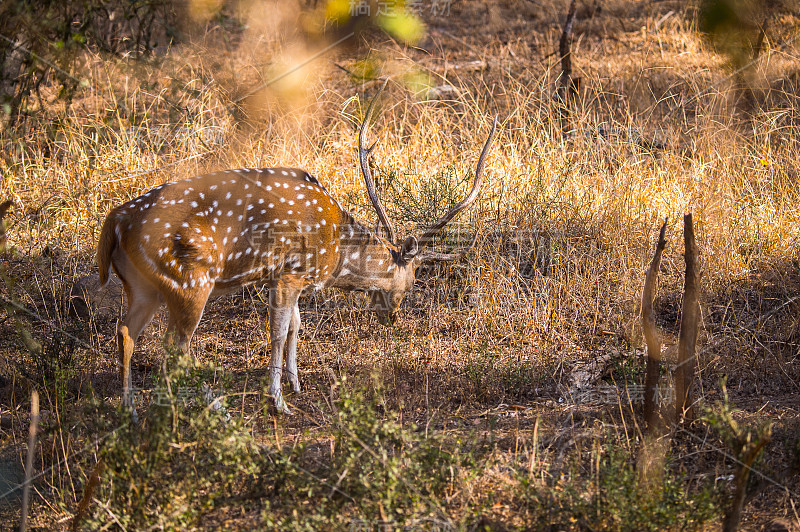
[80,363,722,529]
[697,0,797,69]
[0,0,426,131]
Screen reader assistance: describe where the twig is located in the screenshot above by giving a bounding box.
[71,459,103,532]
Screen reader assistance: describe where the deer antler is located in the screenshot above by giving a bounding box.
[359,83,497,260]
[358,79,396,243]
[414,115,498,260]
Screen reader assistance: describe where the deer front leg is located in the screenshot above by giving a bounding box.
[285,302,302,393]
[163,284,212,358]
[267,287,300,414]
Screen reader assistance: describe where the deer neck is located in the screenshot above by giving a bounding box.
[331,218,401,292]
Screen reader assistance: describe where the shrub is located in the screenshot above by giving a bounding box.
[518,444,720,531]
[85,353,260,529]
[260,380,476,529]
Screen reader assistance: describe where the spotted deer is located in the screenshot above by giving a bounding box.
[97,88,497,413]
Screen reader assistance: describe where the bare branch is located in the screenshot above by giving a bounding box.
[559,0,577,85]
[642,219,667,430]
[72,460,104,532]
[20,390,39,532]
[675,213,701,423]
[556,0,579,134]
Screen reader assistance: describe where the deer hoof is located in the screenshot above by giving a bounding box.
[273,395,292,415]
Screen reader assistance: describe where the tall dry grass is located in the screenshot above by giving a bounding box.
[3,5,799,374]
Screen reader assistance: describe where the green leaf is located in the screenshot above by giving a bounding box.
[325,0,352,24]
[378,9,426,45]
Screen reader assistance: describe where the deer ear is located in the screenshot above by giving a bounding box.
[399,236,418,264]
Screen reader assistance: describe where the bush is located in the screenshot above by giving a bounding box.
[518,444,720,531]
[86,353,260,529]
[1,0,179,128]
[260,380,477,529]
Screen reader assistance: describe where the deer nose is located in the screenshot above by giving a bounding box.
[377,309,396,327]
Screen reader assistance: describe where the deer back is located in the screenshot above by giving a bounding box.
[107,167,363,295]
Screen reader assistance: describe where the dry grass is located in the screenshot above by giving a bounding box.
[1,0,799,529]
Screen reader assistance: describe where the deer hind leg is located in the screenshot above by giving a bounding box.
[117,272,162,407]
[267,286,301,414]
[285,302,302,393]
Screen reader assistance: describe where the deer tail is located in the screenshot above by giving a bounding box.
[97,212,118,288]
